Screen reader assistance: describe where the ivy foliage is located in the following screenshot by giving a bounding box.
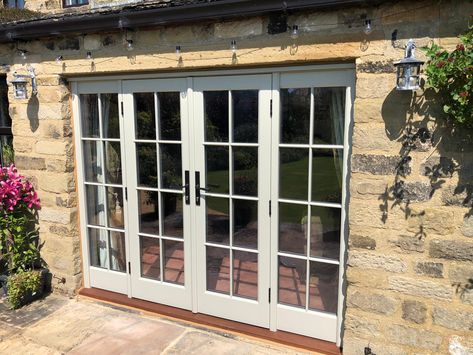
[423,21,473,127]
[7,270,41,309]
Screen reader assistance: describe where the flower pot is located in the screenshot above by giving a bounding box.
[3,268,49,308]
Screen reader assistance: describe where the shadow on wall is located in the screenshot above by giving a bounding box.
[27,95,39,132]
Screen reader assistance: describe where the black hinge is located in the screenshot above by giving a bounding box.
[268,288,271,303]
[120,101,124,117]
[270,99,273,118]
[124,187,128,200]
[269,200,271,216]
[128,261,131,274]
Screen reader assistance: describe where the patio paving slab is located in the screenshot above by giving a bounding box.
[0,293,313,354]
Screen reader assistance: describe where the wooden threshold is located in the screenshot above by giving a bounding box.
[78,287,341,355]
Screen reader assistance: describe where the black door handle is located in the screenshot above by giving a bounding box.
[184,171,190,205]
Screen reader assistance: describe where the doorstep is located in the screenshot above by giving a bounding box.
[78,287,341,355]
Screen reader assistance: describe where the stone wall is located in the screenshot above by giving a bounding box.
[0,0,472,353]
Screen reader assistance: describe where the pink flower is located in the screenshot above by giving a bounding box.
[0,164,41,213]
[456,44,465,51]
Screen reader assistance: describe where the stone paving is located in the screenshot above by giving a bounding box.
[0,294,312,355]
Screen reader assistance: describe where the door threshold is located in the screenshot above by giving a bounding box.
[78,287,341,355]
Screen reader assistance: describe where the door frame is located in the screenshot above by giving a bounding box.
[71,63,355,347]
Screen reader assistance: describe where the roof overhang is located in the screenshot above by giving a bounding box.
[0,0,387,43]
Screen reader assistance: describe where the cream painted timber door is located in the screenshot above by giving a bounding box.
[193,75,272,327]
[122,78,193,310]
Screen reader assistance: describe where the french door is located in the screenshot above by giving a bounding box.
[74,65,353,345]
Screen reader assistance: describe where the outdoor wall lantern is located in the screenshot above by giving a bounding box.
[394,39,424,91]
[11,67,37,99]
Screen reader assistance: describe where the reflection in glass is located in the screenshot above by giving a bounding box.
[80,94,99,138]
[233,199,257,249]
[278,256,306,308]
[310,207,341,260]
[162,193,183,238]
[311,149,343,203]
[204,91,228,142]
[309,262,339,314]
[233,251,258,300]
[106,187,124,229]
[102,93,120,139]
[279,148,309,201]
[89,228,108,268]
[206,246,230,295]
[206,197,229,245]
[280,88,310,144]
[206,146,229,194]
[137,143,157,187]
[160,144,182,189]
[86,185,105,226]
[233,90,258,143]
[140,236,161,280]
[278,203,307,256]
[83,141,103,183]
[233,147,257,196]
[138,190,159,235]
[104,141,122,184]
[109,231,126,272]
[163,240,184,285]
[135,93,156,140]
[313,87,345,145]
[158,92,181,141]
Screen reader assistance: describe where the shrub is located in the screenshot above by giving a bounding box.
[7,270,42,309]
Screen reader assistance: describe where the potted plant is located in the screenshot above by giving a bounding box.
[0,164,47,309]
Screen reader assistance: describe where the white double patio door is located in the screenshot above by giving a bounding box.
[74,67,353,344]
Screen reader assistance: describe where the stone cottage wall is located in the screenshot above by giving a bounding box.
[0,0,472,352]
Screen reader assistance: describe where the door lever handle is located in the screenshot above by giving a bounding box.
[184,171,190,205]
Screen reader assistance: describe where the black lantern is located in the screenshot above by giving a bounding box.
[394,39,424,91]
[11,76,28,99]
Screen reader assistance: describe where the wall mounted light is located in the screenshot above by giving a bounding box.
[394,39,424,91]
[11,67,37,99]
[363,19,373,35]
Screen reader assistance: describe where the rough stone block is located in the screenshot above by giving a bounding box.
[421,156,455,178]
[214,17,263,39]
[14,155,46,170]
[347,290,398,315]
[39,172,75,194]
[414,261,444,278]
[432,307,473,331]
[344,314,380,337]
[39,207,76,225]
[402,300,427,324]
[401,182,432,202]
[357,60,395,74]
[352,180,387,197]
[390,235,425,253]
[389,276,452,300]
[348,250,406,273]
[349,234,376,250]
[342,338,406,355]
[449,264,473,283]
[386,324,442,351]
[35,141,68,155]
[83,34,102,51]
[442,184,473,208]
[462,215,473,238]
[352,154,401,175]
[429,240,473,261]
[408,208,454,236]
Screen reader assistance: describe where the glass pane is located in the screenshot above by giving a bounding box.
[106,187,124,229]
[162,193,183,238]
[280,88,310,144]
[140,236,161,280]
[206,197,229,245]
[83,141,103,183]
[278,256,306,308]
[204,91,228,142]
[233,90,258,143]
[311,149,343,203]
[206,146,229,194]
[104,141,122,184]
[80,94,99,138]
[206,246,230,295]
[89,228,108,268]
[137,143,157,187]
[86,185,105,226]
[280,148,309,201]
[101,93,120,139]
[0,136,14,167]
[0,78,12,128]
[233,199,257,249]
[233,251,258,300]
[135,93,156,140]
[313,88,345,145]
[309,262,339,314]
[160,144,182,189]
[233,147,257,197]
[109,231,126,272]
[163,240,184,285]
[279,203,308,256]
[158,92,181,141]
[310,207,341,260]
[138,190,159,235]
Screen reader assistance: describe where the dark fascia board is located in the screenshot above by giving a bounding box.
[0,0,385,43]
